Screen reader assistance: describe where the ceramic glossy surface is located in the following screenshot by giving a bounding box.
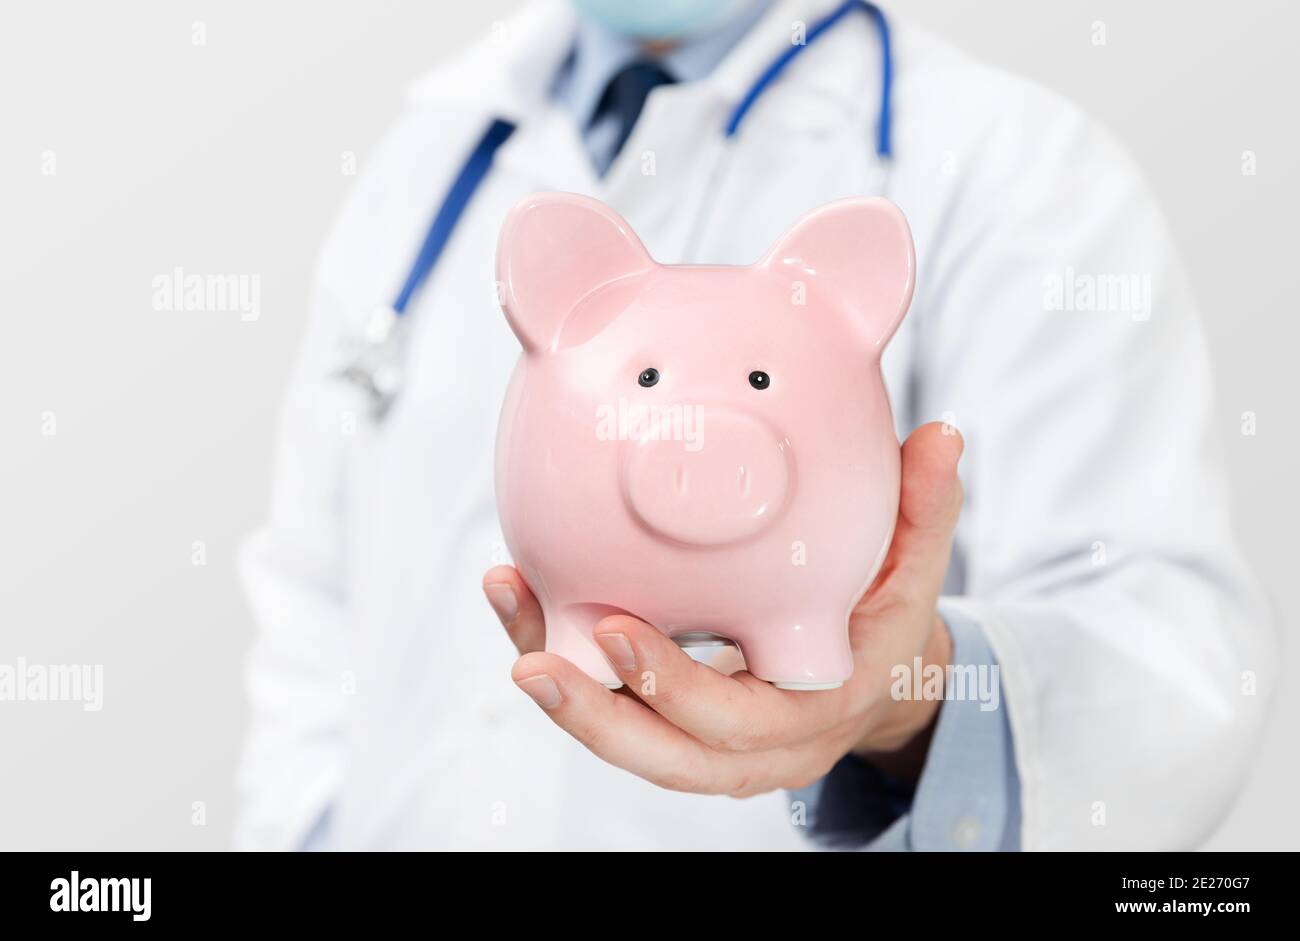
[494,193,914,689]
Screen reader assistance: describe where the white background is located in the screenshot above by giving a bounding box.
[0,0,1295,849]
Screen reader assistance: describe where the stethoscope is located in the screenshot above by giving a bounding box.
[338,0,893,417]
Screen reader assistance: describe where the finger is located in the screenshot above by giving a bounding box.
[482,565,545,654]
[700,644,747,677]
[591,615,849,752]
[510,651,753,795]
[879,422,964,602]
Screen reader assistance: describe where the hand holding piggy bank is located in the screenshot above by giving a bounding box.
[493,193,914,690]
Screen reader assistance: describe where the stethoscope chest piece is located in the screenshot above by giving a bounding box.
[335,305,409,419]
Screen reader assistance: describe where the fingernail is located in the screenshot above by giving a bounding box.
[483,583,518,624]
[516,674,562,709]
[594,632,637,673]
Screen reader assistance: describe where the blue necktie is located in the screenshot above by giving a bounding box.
[591,60,677,170]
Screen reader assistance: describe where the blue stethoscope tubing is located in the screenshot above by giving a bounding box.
[724,0,891,153]
[356,0,892,406]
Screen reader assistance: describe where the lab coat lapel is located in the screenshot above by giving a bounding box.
[494,101,603,196]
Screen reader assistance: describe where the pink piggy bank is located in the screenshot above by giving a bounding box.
[494,193,915,690]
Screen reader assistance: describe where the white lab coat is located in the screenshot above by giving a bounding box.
[235,0,1273,850]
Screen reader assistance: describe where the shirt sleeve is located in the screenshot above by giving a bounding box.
[790,609,1020,851]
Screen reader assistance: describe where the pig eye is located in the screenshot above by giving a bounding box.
[638,368,660,388]
[748,370,770,390]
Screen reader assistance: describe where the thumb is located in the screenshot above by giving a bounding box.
[881,421,964,603]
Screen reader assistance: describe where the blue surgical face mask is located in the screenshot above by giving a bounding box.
[569,0,747,41]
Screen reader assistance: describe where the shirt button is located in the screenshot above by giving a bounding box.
[952,817,982,848]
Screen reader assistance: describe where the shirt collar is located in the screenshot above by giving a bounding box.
[555,0,776,129]
[406,0,859,129]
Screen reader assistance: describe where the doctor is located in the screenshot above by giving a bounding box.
[236,0,1272,850]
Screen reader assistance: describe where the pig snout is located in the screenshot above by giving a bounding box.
[622,409,791,547]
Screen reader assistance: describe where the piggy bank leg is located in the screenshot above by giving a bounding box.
[542,603,625,689]
[738,618,854,691]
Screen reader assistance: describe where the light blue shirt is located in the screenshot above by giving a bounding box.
[792,611,1021,851]
[553,7,1023,852]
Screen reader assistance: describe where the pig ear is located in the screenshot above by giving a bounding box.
[496,192,654,353]
[760,197,915,354]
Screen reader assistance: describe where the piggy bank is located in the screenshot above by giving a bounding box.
[493,193,914,690]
